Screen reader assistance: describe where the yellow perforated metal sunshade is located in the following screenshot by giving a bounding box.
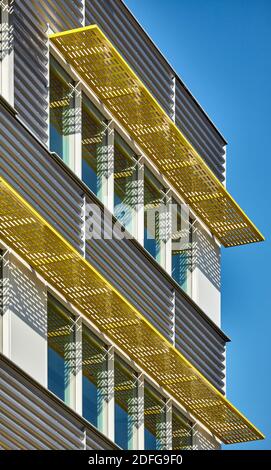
[0,176,264,444]
[50,25,264,248]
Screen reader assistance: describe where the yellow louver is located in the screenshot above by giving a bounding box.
[0,176,264,444]
[50,25,264,247]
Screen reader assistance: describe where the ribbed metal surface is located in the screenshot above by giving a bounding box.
[175,80,226,182]
[0,103,83,252]
[0,100,226,391]
[35,0,83,32]
[11,0,226,180]
[85,0,174,118]
[85,0,226,182]
[86,235,175,343]
[13,1,48,143]
[13,0,83,144]
[0,354,117,450]
[175,291,225,391]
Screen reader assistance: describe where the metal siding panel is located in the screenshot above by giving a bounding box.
[85,0,226,182]
[0,355,117,449]
[12,0,226,188]
[0,104,83,252]
[175,80,226,182]
[13,1,48,144]
[13,0,84,144]
[0,101,226,391]
[175,291,225,391]
[85,0,174,117]
[86,238,174,342]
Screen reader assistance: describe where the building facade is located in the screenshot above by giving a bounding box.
[0,0,264,450]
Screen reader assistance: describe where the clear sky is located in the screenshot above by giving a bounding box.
[124,0,271,450]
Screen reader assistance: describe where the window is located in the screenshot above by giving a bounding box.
[0,0,13,104]
[114,355,138,449]
[82,94,107,199]
[47,295,76,407]
[144,168,166,266]
[49,55,75,167]
[171,201,192,295]
[114,133,138,236]
[144,383,166,450]
[82,324,107,432]
[172,407,193,450]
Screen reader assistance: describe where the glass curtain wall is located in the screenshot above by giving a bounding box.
[47,295,76,407]
[144,383,167,450]
[82,324,108,432]
[114,133,138,237]
[114,355,138,449]
[172,407,193,450]
[144,167,166,266]
[49,55,75,167]
[171,201,193,295]
[82,94,108,200]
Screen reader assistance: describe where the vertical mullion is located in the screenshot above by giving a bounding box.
[137,373,144,450]
[137,157,144,246]
[0,0,14,106]
[106,345,115,442]
[165,192,172,275]
[106,121,114,214]
[74,83,82,179]
[75,316,82,415]
[166,399,173,450]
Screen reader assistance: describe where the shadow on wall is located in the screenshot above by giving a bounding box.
[193,425,220,450]
[8,255,47,339]
[192,222,221,292]
[0,1,13,64]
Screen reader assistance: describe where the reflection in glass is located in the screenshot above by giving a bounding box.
[47,295,75,406]
[172,407,193,450]
[114,355,138,449]
[144,168,166,266]
[171,202,192,295]
[82,95,107,199]
[82,325,107,432]
[114,133,138,236]
[49,56,75,166]
[144,383,166,450]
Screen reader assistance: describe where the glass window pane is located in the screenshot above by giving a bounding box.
[172,407,193,450]
[82,325,107,432]
[47,295,76,407]
[144,383,166,450]
[114,133,138,236]
[171,202,192,295]
[82,95,107,199]
[114,355,138,449]
[49,55,75,166]
[144,168,166,266]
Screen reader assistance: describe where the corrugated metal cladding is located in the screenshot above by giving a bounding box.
[13,0,84,145]
[0,101,226,392]
[175,81,226,182]
[0,354,118,450]
[85,0,226,182]
[11,0,226,180]
[85,0,174,118]
[0,103,84,252]
[175,292,225,391]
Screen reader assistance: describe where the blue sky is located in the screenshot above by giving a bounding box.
[125,0,271,450]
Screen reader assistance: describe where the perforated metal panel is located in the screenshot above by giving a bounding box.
[85,0,226,182]
[0,177,264,444]
[0,101,227,392]
[50,26,263,247]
